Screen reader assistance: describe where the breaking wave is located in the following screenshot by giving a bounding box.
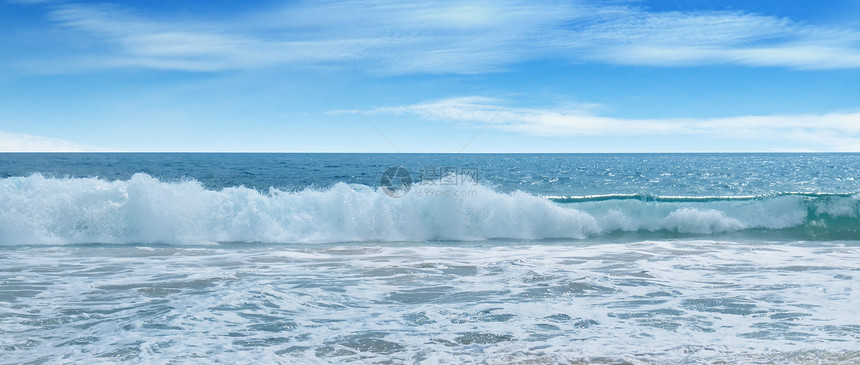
[1,173,858,245]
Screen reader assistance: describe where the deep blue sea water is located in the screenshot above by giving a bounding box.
[1,153,858,363]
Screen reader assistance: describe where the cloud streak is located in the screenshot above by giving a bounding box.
[339,97,860,151]
[15,0,860,73]
[0,131,94,152]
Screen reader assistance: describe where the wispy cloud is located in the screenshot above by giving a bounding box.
[43,4,375,72]
[338,97,860,151]
[0,131,96,152]
[13,0,860,73]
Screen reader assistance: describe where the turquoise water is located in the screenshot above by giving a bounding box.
[1,153,859,363]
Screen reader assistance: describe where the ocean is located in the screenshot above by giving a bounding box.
[1,153,858,364]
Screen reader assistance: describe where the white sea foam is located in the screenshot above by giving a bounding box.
[0,173,858,245]
[2,241,859,363]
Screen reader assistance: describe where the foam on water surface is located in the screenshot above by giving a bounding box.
[1,241,858,363]
[1,173,859,245]
[2,153,859,363]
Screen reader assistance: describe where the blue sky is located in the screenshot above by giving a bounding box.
[1,0,859,152]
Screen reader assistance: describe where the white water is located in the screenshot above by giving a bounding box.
[1,174,859,245]
[1,241,858,363]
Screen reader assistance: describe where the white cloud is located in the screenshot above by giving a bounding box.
[0,131,93,152]
[341,97,860,151]
[44,4,376,72]
[17,0,860,73]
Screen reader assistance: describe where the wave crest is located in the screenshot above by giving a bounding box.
[0,174,858,244]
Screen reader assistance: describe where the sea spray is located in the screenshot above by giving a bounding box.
[1,173,859,245]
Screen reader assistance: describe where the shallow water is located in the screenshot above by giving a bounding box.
[2,240,858,363]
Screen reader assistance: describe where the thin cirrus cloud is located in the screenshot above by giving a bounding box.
[337,97,860,151]
[0,131,92,152]
[23,0,860,73]
[43,4,375,72]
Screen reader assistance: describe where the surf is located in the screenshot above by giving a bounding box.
[1,173,858,245]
